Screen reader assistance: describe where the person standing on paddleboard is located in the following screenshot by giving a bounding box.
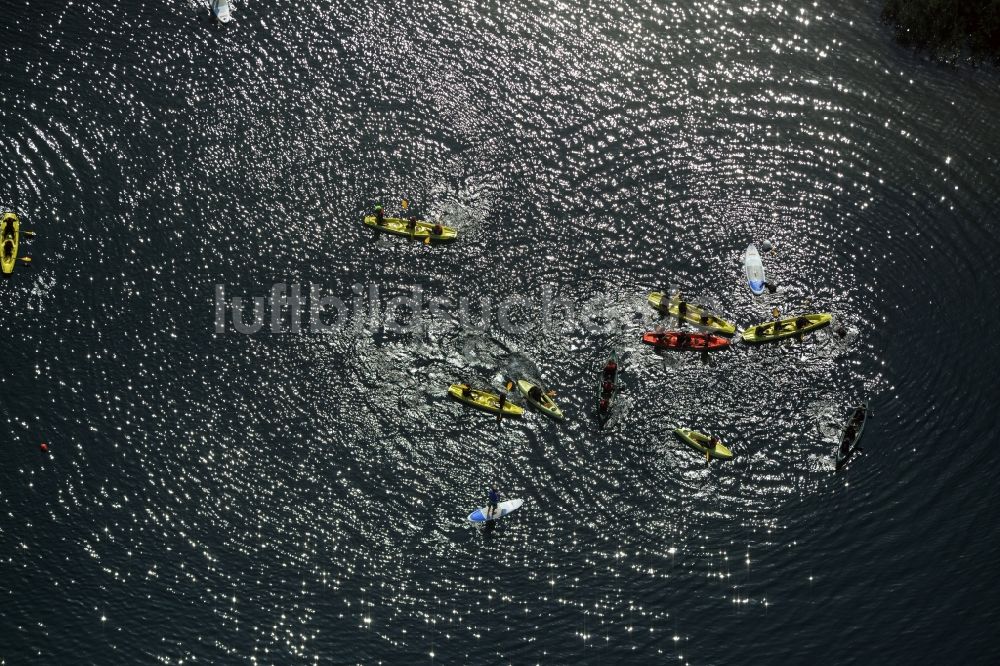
[487,487,501,519]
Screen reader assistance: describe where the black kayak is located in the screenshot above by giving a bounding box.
[835,403,868,470]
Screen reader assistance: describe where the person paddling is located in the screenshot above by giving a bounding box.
[496,390,508,423]
[840,426,856,458]
[374,204,385,226]
[487,486,501,519]
[604,361,618,384]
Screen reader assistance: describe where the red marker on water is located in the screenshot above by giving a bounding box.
[40,442,49,453]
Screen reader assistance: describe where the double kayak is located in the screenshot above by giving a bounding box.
[363,215,457,242]
[674,427,734,460]
[516,379,564,421]
[448,384,524,417]
[836,403,868,470]
[744,244,766,295]
[741,313,832,343]
[469,499,523,523]
[642,331,731,352]
[595,350,620,426]
[647,293,737,336]
[1,212,19,275]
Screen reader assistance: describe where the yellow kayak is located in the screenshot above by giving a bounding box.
[448,384,524,417]
[1,212,18,275]
[742,313,832,344]
[516,379,564,421]
[363,215,457,242]
[674,427,733,460]
[647,293,736,336]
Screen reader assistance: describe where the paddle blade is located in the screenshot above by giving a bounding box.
[546,390,556,397]
[22,230,37,237]
[401,199,409,210]
[19,257,31,264]
[424,236,431,245]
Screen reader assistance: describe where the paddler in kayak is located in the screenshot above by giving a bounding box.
[528,385,544,402]
[839,429,854,457]
[407,215,418,234]
[1,217,14,238]
[496,390,508,422]
[487,486,501,519]
[432,222,444,236]
[602,359,617,383]
[374,204,385,226]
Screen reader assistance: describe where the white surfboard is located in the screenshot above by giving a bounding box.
[744,244,766,295]
[468,499,523,524]
[211,0,233,23]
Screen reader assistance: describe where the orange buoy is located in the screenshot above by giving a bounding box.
[40,442,49,453]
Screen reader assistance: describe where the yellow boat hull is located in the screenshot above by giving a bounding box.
[364,216,457,242]
[448,384,523,417]
[1,212,18,275]
[742,313,832,343]
[516,379,564,421]
[647,293,736,336]
[674,427,733,460]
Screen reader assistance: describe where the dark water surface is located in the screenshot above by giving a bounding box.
[2,0,999,663]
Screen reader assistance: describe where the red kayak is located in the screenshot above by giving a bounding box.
[642,331,731,352]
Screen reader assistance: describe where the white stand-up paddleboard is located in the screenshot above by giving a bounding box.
[210,0,233,23]
[468,499,523,524]
[744,244,766,295]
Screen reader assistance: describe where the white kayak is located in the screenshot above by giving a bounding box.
[744,244,766,295]
[468,499,523,524]
[211,0,233,23]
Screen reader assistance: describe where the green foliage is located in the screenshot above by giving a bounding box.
[882,0,1000,61]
